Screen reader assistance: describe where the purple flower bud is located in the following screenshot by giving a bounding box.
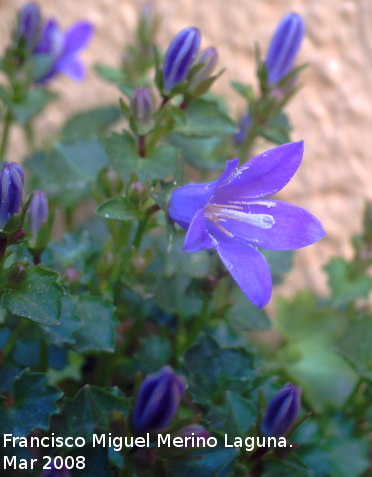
[0,162,24,230]
[233,113,251,145]
[261,383,301,437]
[28,190,48,238]
[172,424,210,445]
[17,3,42,51]
[138,3,160,46]
[163,27,201,93]
[41,462,71,477]
[265,13,305,85]
[132,365,187,434]
[130,88,155,134]
[189,47,218,92]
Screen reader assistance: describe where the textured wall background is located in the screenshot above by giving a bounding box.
[1,0,371,299]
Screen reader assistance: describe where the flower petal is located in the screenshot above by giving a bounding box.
[168,159,239,229]
[216,199,325,250]
[182,208,215,252]
[214,141,304,201]
[60,58,86,81]
[216,237,272,308]
[63,22,93,55]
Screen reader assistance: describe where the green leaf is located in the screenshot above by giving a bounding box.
[275,291,359,411]
[96,196,139,221]
[1,266,63,325]
[263,458,311,477]
[224,391,256,438]
[258,112,292,145]
[173,99,237,137]
[41,295,83,346]
[0,369,63,437]
[184,336,257,405]
[94,63,125,83]
[53,385,130,442]
[61,105,121,141]
[121,335,172,379]
[263,249,293,285]
[10,89,55,124]
[166,447,237,477]
[336,315,372,378]
[105,132,179,182]
[73,295,118,353]
[227,292,271,331]
[325,258,372,305]
[26,139,109,206]
[230,81,254,100]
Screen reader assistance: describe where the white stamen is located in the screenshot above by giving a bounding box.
[204,202,275,237]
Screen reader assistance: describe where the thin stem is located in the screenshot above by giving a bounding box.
[133,204,160,249]
[3,320,27,359]
[0,111,13,159]
[138,135,146,158]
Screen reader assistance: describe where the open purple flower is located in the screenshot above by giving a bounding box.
[33,19,93,83]
[168,141,325,308]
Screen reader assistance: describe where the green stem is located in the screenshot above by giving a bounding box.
[39,339,48,372]
[133,204,160,249]
[0,111,13,159]
[3,320,27,359]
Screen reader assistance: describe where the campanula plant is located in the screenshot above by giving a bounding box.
[0,4,369,477]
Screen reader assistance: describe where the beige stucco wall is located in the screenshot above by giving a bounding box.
[1,0,371,298]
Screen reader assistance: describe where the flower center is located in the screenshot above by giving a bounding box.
[204,203,275,238]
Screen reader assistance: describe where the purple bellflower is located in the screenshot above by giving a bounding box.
[265,13,305,85]
[163,27,201,93]
[261,383,301,437]
[168,141,325,308]
[0,162,24,230]
[132,366,186,434]
[28,189,48,238]
[33,18,93,83]
[17,3,42,51]
[233,113,251,145]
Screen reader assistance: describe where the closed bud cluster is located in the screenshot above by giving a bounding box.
[28,189,48,239]
[265,13,305,85]
[189,46,218,92]
[16,2,42,52]
[132,365,187,434]
[261,383,301,437]
[0,162,24,231]
[163,27,201,93]
[130,87,155,135]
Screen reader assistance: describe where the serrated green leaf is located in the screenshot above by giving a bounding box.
[61,105,121,141]
[0,369,63,437]
[224,391,256,438]
[10,89,55,124]
[325,258,372,305]
[1,266,63,325]
[73,296,118,353]
[53,385,130,441]
[173,99,237,137]
[184,336,256,405]
[105,132,179,182]
[41,294,83,346]
[96,196,139,221]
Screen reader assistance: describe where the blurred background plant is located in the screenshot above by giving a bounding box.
[0,3,370,477]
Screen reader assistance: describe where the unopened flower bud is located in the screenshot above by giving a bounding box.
[130,88,155,135]
[132,365,187,434]
[189,47,218,92]
[0,162,24,230]
[265,13,305,85]
[138,3,160,47]
[28,190,48,238]
[233,113,251,145]
[16,3,42,51]
[163,27,201,93]
[63,267,80,285]
[172,424,210,446]
[261,383,301,437]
